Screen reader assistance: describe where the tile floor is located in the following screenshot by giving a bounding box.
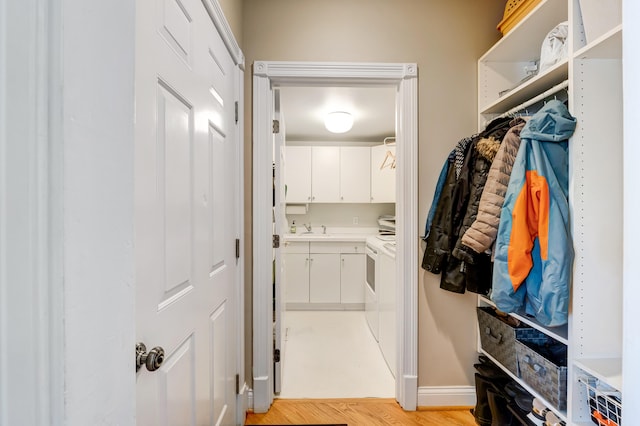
[277,310,395,399]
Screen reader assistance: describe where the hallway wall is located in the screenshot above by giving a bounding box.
[242,0,505,390]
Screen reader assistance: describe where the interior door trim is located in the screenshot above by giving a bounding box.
[252,61,418,412]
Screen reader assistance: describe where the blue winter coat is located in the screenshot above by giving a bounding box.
[491,100,576,326]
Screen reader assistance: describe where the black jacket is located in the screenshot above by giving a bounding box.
[422,117,512,294]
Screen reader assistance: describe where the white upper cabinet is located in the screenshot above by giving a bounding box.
[311,146,340,202]
[284,146,312,203]
[340,146,371,203]
[370,144,396,203]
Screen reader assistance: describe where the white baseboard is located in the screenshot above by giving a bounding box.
[417,386,476,407]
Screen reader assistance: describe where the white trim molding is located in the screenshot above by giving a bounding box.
[252,61,418,412]
[417,386,476,408]
[201,0,245,68]
[0,0,63,423]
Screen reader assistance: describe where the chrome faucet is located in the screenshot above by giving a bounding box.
[322,225,326,234]
[304,223,312,232]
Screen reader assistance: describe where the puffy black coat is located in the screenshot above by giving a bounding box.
[452,136,502,265]
[422,116,512,294]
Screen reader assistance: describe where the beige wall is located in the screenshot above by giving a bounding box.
[242,0,505,389]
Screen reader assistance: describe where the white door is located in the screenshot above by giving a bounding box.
[135,0,239,424]
[273,91,286,393]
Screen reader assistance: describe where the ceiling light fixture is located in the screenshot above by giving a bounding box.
[324,111,354,133]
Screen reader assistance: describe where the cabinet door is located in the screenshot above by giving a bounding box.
[370,144,396,203]
[340,253,365,303]
[309,253,340,303]
[283,253,309,303]
[340,146,371,203]
[285,146,312,203]
[378,252,396,375]
[311,146,340,202]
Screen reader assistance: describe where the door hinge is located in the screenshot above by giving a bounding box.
[234,101,239,124]
[235,374,240,395]
[235,238,240,259]
[272,234,280,248]
[272,119,280,134]
[274,348,281,363]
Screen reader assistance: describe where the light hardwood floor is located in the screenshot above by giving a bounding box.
[244,398,477,425]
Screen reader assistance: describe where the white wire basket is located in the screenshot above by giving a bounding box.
[578,376,622,425]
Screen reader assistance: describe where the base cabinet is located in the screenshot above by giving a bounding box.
[340,254,365,303]
[283,241,365,308]
[309,253,341,303]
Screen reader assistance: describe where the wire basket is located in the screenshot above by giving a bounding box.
[497,0,543,35]
[578,376,622,426]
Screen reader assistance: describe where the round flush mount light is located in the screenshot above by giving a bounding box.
[324,111,354,133]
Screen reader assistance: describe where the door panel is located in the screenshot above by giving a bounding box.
[160,0,193,63]
[160,336,197,426]
[136,0,238,423]
[158,81,193,297]
[210,302,230,423]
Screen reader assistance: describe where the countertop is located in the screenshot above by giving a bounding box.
[283,233,371,242]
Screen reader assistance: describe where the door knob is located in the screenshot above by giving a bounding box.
[136,342,165,372]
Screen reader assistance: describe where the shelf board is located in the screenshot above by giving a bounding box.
[480,60,568,115]
[480,0,568,62]
[574,24,622,60]
[480,349,568,422]
[478,296,569,344]
[573,358,622,391]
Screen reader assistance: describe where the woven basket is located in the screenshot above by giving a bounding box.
[515,337,568,411]
[476,307,543,374]
[497,0,543,35]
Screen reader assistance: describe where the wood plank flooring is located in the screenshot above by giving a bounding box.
[244,398,477,425]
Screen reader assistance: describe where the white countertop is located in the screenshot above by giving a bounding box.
[283,226,380,242]
[283,233,372,242]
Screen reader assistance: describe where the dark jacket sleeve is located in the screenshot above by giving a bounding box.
[421,159,457,274]
[452,141,496,265]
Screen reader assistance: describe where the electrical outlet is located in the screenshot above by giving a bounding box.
[352,216,359,225]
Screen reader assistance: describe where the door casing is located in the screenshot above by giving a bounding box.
[252,61,419,412]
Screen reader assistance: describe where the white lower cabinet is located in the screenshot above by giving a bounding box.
[283,253,309,303]
[309,253,341,303]
[283,240,365,308]
[340,253,365,303]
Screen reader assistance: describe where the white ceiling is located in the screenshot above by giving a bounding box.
[278,86,396,143]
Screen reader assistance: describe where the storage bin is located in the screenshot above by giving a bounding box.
[515,336,567,411]
[477,306,543,374]
[578,376,622,426]
[497,0,543,35]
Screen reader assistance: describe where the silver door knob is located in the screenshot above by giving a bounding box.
[136,342,165,372]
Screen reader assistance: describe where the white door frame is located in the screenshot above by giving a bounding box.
[252,61,419,412]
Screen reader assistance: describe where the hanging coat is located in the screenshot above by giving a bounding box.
[458,118,528,257]
[491,100,576,327]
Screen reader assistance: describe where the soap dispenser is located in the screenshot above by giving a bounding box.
[290,220,296,234]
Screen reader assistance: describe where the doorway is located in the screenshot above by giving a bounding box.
[252,61,419,412]
[277,85,397,399]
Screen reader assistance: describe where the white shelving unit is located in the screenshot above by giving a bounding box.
[477,0,625,424]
